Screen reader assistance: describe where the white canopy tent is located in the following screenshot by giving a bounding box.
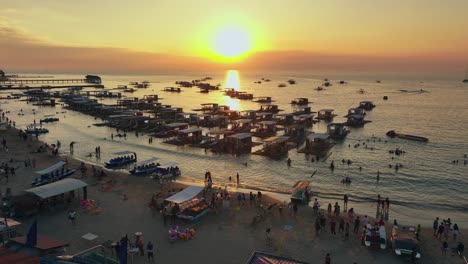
[25,178,88,199]
[35,161,67,175]
[165,186,203,204]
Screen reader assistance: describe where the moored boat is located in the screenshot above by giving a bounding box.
[386,130,428,142]
[129,157,160,175]
[25,124,49,135]
[40,117,59,123]
[105,151,137,168]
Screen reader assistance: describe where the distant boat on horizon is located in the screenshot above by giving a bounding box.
[463,69,468,83]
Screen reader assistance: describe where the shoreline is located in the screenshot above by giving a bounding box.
[2,112,467,263]
[4,124,467,228]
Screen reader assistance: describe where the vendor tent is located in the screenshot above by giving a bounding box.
[35,161,66,174]
[25,178,88,199]
[165,186,203,204]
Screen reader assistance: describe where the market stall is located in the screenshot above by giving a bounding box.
[165,186,209,223]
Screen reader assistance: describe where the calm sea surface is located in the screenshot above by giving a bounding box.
[2,71,468,224]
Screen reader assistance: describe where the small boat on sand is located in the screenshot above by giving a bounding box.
[386,130,428,142]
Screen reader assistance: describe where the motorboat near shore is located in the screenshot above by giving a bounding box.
[386,130,428,142]
[31,161,76,187]
[129,157,160,175]
[153,162,181,180]
[40,117,59,123]
[105,151,137,168]
[25,124,49,135]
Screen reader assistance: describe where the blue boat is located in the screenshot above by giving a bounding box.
[105,151,137,168]
[153,162,181,180]
[25,124,49,135]
[40,117,60,123]
[129,157,160,175]
[31,161,76,186]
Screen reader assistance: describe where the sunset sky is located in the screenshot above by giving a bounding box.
[1,0,468,74]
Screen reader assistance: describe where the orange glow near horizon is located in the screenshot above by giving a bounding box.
[1,1,468,73]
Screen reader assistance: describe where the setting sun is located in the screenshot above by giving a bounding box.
[212,26,251,60]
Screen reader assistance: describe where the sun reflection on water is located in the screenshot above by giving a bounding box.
[224,70,240,91]
[222,70,242,110]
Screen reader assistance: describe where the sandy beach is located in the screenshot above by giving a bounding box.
[1,119,466,264]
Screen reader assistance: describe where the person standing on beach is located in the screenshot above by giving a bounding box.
[343,194,348,212]
[68,210,76,226]
[344,222,350,240]
[385,197,390,214]
[315,218,321,236]
[453,223,460,241]
[416,224,421,240]
[146,241,154,263]
[327,203,332,216]
[377,194,381,211]
[287,158,291,167]
[330,218,336,235]
[338,217,345,234]
[236,172,239,186]
[353,216,360,233]
[433,217,439,236]
[437,223,444,240]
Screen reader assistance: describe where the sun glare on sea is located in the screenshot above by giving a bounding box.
[224,70,240,90]
[223,70,241,110]
[212,27,251,60]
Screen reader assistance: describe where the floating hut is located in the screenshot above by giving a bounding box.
[229,119,253,133]
[327,123,349,139]
[255,112,274,122]
[317,109,336,120]
[346,114,370,127]
[239,110,257,120]
[258,104,282,113]
[345,107,365,117]
[274,113,294,126]
[253,96,273,103]
[253,136,292,159]
[299,133,333,157]
[291,98,310,105]
[170,127,203,145]
[254,121,277,138]
[225,133,253,154]
[359,101,376,110]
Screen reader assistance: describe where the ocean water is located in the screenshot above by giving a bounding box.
[2,71,468,224]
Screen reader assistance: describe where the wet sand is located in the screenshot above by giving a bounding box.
[0,124,466,264]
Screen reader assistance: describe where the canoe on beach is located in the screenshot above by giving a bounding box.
[386,130,428,142]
